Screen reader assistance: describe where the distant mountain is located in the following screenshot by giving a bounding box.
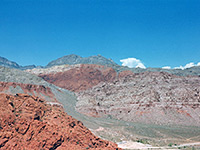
[0,56,20,69]
[1,54,200,77]
[111,65,200,76]
[0,56,36,70]
[20,65,37,70]
[46,54,118,67]
[46,54,200,76]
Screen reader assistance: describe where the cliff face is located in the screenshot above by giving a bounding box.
[76,72,200,126]
[0,93,121,150]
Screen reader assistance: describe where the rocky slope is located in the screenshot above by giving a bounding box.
[0,81,57,102]
[46,54,117,68]
[27,64,133,92]
[76,71,200,126]
[26,64,200,127]
[39,64,117,92]
[110,64,200,77]
[27,63,200,94]
[0,66,84,120]
[0,56,20,68]
[0,93,121,150]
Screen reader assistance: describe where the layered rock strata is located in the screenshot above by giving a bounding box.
[0,81,56,101]
[76,72,200,126]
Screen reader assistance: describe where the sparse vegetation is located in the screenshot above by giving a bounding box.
[137,139,149,144]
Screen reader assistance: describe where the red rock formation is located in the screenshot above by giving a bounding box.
[0,93,121,150]
[38,64,135,92]
[118,70,134,78]
[0,81,56,102]
[39,64,117,92]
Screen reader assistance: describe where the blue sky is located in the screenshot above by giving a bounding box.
[0,0,200,68]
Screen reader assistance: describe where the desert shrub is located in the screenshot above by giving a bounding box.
[168,143,173,147]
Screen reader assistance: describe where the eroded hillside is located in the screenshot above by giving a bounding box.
[76,72,200,126]
[27,64,133,92]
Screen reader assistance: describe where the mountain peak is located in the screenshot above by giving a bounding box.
[0,56,20,69]
[0,56,36,70]
[46,54,117,67]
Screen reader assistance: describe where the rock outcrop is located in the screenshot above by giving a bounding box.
[0,93,121,150]
[0,81,57,102]
[76,72,200,126]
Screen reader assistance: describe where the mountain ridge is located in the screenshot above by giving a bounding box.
[1,54,200,77]
[0,56,36,70]
[46,54,118,67]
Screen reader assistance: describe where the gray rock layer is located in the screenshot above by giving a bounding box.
[76,71,200,126]
[46,54,117,67]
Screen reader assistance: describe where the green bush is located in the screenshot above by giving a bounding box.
[168,143,173,147]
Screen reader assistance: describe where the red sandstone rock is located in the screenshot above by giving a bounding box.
[39,64,117,92]
[118,70,134,78]
[0,81,56,102]
[38,64,135,92]
[0,93,121,150]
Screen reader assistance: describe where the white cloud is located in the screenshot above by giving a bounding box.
[162,66,171,69]
[174,66,184,70]
[174,62,200,70]
[184,62,195,69]
[120,58,146,69]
